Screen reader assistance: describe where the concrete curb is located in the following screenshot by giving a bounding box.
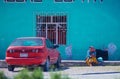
[61,60,120,67]
[0,60,120,68]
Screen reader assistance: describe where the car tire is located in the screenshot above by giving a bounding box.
[43,58,50,72]
[8,65,15,71]
[54,56,61,69]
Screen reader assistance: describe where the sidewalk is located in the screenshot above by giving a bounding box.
[1,66,120,79]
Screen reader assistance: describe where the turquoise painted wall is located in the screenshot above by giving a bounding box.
[0,0,120,60]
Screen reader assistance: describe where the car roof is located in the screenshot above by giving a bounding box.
[16,37,46,40]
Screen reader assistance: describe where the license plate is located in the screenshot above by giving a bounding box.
[20,53,28,57]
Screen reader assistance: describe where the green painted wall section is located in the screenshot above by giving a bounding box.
[0,0,120,60]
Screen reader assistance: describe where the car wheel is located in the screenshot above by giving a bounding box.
[8,65,15,71]
[43,58,50,72]
[55,56,61,69]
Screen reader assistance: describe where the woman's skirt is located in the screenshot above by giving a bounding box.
[86,56,98,66]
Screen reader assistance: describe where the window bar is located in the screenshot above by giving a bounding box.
[62,29,64,44]
[61,16,64,44]
[38,25,40,37]
[51,17,52,43]
[54,15,56,44]
[63,30,65,44]
[60,27,62,44]
[62,31,64,44]
[53,29,54,44]
[61,15,62,44]
[41,25,43,37]
[64,30,66,44]
[36,15,38,37]
[42,29,44,37]
[45,15,47,38]
[40,25,42,37]
[40,16,42,37]
[65,23,67,44]
[58,28,59,44]
[50,25,52,43]
[58,27,60,44]
[52,28,54,44]
[59,15,62,44]
[39,31,40,37]
[45,25,47,38]
[65,31,66,44]
[50,20,52,43]
[41,24,42,37]
[56,24,58,44]
[53,26,55,44]
[60,15,61,23]
[50,16,52,43]
[39,16,41,37]
[61,17,62,44]
[48,26,52,40]
[38,16,40,37]
[51,16,53,43]
[46,16,47,23]
[60,28,62,44]
[42,25,44,37]
[51,16,53,23]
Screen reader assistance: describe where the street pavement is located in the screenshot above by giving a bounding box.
[0,66,120,79]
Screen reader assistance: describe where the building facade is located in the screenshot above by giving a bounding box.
[0,0,120,60]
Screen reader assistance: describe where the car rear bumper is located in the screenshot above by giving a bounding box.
[6,57,46,66]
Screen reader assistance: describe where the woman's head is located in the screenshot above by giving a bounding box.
[89,46,95,52]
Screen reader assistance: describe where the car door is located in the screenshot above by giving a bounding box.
[46,39,57,64]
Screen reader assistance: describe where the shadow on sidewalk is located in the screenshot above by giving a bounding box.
[12,66,70,72]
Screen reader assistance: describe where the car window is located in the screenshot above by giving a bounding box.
[46,39,54,48]
[46,39,50,48]
[10,38,43,46]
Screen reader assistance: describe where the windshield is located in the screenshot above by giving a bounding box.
[10,38,43,46]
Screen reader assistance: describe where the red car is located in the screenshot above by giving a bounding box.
[6,37,61,71]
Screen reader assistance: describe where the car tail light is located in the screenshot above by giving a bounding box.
[32,49,38,53]
[32,49,43,53]
[8,49,14,53]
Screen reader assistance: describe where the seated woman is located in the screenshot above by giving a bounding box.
[85,46,98,66]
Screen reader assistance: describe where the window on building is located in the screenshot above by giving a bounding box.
[55,0,62,2]
[5,0,15,2]
[81,0,103,3]
[36,15,67,45]
[5,0,26,2]
[64,0,73,2]
[55,0,73,2]
[31,0,42,2]
[100,0,103,2]
[16,0,25,2]
[94,0,96,2]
